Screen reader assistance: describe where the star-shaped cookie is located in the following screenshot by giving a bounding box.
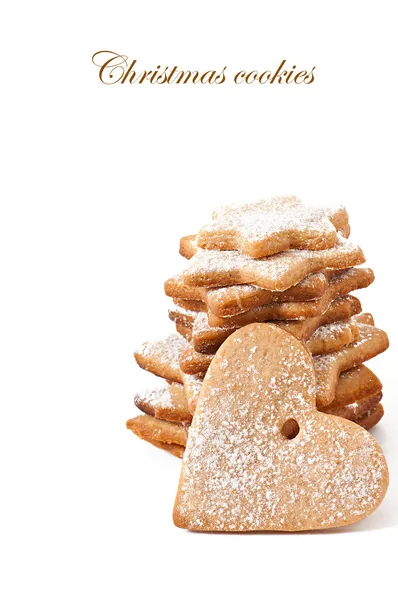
[197,196,349,258]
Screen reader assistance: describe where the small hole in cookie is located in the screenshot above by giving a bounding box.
[281,419,300,440]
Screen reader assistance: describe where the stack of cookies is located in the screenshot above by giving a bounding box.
[127,196,389,459]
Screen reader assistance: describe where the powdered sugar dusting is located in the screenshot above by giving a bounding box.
[183,235,365,291]
[310,320,356,343]
[134,382,193,424]
[182,373,204,413]
[175,324,388,531]
[135,383,175,409]
[183,318,358,380]
[137,333,189,372]
[314,324,389,406]
[210,197,343,238]
[191,296,361,354]
[205,272,328,313]
[197,196,348,257]
[169,304,198,324]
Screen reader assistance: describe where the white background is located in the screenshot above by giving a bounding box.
[1,1,397,598]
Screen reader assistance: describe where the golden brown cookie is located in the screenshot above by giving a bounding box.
[355,312,375,326]
[186,295,361,354]
[322,392,382,420]
[182,373,204,414]
[179,345,214,375]
[196,197,349,257]
[173,298,206,312]
[179,318,359,375]
[126,415,188,458]
[181,358,383,411]
[134,333,189,383]
[306,319,359,355]
[314,323,389,406]
[183,235,365,291]
[173,323,388,531]
[129,390,383,457]
[135,385,192,425]
[165,271,331,315]
[134,382,192,424]
[180,216,349,263]
[179,234,198,259]
[282,396,384,438]
[330,364,381,407]
[175,323,192,341]
[127,415,188,453]
[206,268,373,326]
[144,439,185,458]
[169,306,197,329]
[182,361,383,416]
[167,268,372,323]
[356,403,384,430]
[135,365,382,424]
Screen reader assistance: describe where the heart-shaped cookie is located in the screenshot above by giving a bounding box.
[173,323,388,531]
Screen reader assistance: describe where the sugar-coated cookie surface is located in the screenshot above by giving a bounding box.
[206,267,374,326]
[196,196,349,258]
[173,323,388,531]
[165,271,331,316]
[183,235,365,291]
[134,382,192,424]
[314,323,389,406]
[180,317,387,414]
[179,318,360,376]
[331,364,381,407]
[323,392,382,420]
[129,391,383,457]
[187,295,361,354]
[126,415,188,458]
[134,333,189,383]
[356,403,384,430]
